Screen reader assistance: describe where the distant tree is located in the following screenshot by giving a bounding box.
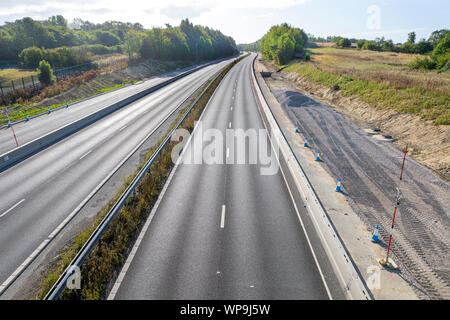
[48,15,68,28]
[400,41,415,53]
[381,39,394,52]
[428,29,449,47]
[94,30,121,46]
[356,39,366,49]
[37,60,55,85]
[337,38,351,48]
[362,40,378,51]
[415,39,433,54]
[408,32,416,43]
[0,16,237,66]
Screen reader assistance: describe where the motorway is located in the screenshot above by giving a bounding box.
[112,54,342,299]
[0,61,217,155]
[0,57,234,293]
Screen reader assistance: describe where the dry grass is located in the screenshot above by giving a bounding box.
[284,47,450,125]
[310,47,450,95]
[0,69,38,83]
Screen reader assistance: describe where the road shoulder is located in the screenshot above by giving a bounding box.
[255,58,419,300]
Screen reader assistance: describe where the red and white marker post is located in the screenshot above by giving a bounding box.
[380,188,401,268]
[400,146,407,180]
[10,124,19,147]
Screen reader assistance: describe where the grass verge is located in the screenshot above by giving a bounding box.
[284,61,450,125]
[36,54,246,300]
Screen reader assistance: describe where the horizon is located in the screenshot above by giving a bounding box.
[0,0,449,44]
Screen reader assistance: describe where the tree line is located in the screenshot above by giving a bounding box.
[333,30,449,71]
[0,16,237,69]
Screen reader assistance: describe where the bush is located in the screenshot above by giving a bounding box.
[18,47,43,68]
[408,57,436,70]
[337,38,351,48]
[305,51,311,61]
[362,40,381,51]
[37,60,55,85]
[356,39,365,49]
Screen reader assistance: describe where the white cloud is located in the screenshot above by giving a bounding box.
[0,0,313,42]
[1,0,313,19]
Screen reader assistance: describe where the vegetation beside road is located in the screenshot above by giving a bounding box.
[284,47,450,125]
[1,16,238,124]
[36,55,246,300]
[1,16,236,67]
[259,23,308,65]
[0,68,37,82]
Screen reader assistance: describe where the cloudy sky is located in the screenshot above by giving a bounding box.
[1,0,449,43]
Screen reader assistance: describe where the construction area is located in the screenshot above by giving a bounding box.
[256,58,450,300]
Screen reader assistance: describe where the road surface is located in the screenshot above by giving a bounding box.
[112,54,342,300]
[0,57,234,293]
[0,61,220,155]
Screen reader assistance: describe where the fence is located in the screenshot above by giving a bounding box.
[0,56,129,104]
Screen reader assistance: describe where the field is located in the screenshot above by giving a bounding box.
[0,68,37,83]
[285,47,450,125]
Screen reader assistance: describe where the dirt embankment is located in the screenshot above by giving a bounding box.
[257,59,450,181]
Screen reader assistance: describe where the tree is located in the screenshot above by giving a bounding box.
[432,32,450,70]
[124,30,142,60]
[337,38,351,48]
[260,23,307,64]
[356,39,366,49]
[18,47,43,68]
[275,33,295,64]
[37,60,55,85]
[381,39,394,52]
[408,32,416,43]
[415,39,433,54]
[48,15,68,28]
[94,30,121,46]
[428,29,449,47]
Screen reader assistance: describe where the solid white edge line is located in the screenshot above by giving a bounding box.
[0,62,230,297]
[220,205,226,229]
[107,58,237,300]
[0,198,25,218]
[249,56,333,300]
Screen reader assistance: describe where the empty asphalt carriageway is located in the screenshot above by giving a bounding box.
[0,56,235,295]
[111,54,344,300]
[0,60,223,155]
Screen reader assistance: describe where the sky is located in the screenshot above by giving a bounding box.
[0,0,449,44]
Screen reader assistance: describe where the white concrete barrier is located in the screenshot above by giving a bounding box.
[251,56,371,300]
